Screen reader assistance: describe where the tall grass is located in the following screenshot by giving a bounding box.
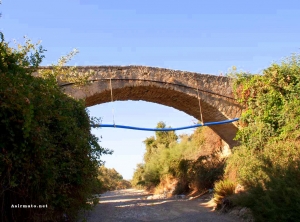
[213,180,235,205]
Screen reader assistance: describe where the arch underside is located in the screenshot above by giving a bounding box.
[84,84,239,147]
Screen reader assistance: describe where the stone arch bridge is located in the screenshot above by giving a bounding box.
[38,66,243,147]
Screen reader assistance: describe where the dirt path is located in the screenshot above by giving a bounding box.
[79,189,242,222]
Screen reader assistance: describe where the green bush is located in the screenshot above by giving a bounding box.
[228,141,300,221]
[131,163,145,188]
[0,33,111,222]
[225,53,300,221]
[132,122,225,194]
[94,166,131,193]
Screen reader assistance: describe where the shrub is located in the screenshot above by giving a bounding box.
[0,33,111,222]
[213,180,235,206]
[132,121,226,194]
[131,163,145,188]
[224,53,300,221]
[189,152,225,192]
[228,141,300,221]
[94,166,131,193]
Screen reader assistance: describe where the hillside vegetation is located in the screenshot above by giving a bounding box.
[93,166,131,194]
[223,54,300,221]
[131,121,228,195]
[132,54,300,222]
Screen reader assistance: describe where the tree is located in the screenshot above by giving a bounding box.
[131,163,145,187]
[95,166,131,193]
[0,32,111,222]
[155,121,178,147]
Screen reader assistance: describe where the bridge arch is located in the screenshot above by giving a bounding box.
[38,66,243,147]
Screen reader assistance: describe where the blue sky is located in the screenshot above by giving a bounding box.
[1,0,300,179]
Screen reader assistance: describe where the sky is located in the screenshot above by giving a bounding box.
[1,0,300,179]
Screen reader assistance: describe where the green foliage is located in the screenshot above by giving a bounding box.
[231,159,300,222]
[225,53,300,221]
[0,33,45,74]
[233,54,300,147]
[38,49,95,87]
[93,166,131,193]
[213,180,235,205]
[138,122,179,187]
[143,122,178,162]
[132,122,225,194]
[131,163,145,188]
[154,121,178,147]
[0,33,111,222]
[143,136,156,162]
[188,152,225,192]
[171,151,225,195]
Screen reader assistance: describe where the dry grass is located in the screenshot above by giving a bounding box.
[154,175,178,196]
[213,180,236,205]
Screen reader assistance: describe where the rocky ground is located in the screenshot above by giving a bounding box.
[78,189,244,222]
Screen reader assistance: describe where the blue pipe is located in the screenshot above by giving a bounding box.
[91,118,239,132]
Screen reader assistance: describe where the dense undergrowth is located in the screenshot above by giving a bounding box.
[132,54,300,222]
[131,121,227,195]
[222,54,300,222]
[0,33,112,222]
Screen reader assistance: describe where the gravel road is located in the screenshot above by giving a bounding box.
[79,189,242,222]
